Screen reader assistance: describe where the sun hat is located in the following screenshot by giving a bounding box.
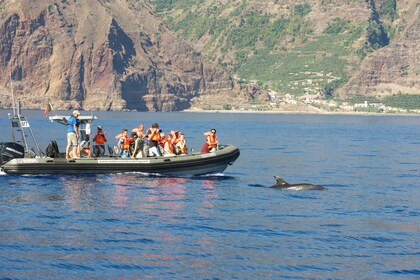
[72,110,80,115]
[97,125,102,130]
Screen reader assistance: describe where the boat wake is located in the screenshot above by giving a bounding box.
[201,173,225,177]
[193,173,237,181]
[116,171,165,177]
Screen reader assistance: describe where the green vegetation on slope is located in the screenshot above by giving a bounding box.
[380,0,397,20]
[161,1,314,67]
[146,0,402,100]
[237,23,365,96]
[146,0,371,97]
[384,94,420,110]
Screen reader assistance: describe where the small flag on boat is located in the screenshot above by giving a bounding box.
[44,102,52,116]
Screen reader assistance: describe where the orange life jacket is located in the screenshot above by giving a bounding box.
[122,136,131,150]
[167,142,174,154]
[161,138,174,154]
[81,148,91,157]
[206,134,217,148]
[95,133,106,145]
[80,142,91,157]
[150,130,160,142]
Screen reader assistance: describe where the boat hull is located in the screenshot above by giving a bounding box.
[1,145,240,176]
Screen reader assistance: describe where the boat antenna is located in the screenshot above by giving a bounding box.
[49,100,58,116]
[10,72,16,115]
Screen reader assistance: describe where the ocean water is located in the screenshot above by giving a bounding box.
[0,110,419,279]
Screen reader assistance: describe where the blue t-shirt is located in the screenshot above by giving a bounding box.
[68,116,78,133]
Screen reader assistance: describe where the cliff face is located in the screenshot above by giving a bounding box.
[0,0,418,112]
[0,0,237,111]
[339,3,420,98]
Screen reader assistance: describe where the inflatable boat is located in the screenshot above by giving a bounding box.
[0,104,240,176]
[1,145,240,176]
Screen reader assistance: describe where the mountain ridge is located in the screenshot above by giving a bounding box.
[0,0,244,111]
[0,0,418,113]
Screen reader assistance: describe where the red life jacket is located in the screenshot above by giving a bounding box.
[95,133,106,144]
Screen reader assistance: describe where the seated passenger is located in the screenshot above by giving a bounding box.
[93,125,107,157]
[176,133,188,155]
[116,129,132,158]
[168,130,180,153]
[201,129,218,153]
[163,134,176,156]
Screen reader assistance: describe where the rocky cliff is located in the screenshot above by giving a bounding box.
[0,0,241,111]
[0,0,418,112]
[338,2,420,98]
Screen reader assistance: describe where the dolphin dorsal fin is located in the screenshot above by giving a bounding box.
[274,176,289,187]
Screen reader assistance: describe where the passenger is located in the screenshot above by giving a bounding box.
[159,132,166,144]
[93,125,107,157]
[130,131,145,158]
[116,129,132,158]
[201,129,218,153]
[132,123,149,157]
[163,134,176,156]
[158,132,166,155]
[146,123,162,157]
[169,130,180,149]
[132,123,145,138]
[176,133,188,155]
[79,135,91,158]
[66,110,80,159]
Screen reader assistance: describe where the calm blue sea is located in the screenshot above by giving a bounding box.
[0,110,419,279]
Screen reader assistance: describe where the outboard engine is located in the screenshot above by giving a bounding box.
[0,142,25,165]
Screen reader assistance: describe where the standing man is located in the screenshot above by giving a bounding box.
[131,124,145,158]
[132,123,145,138]
[66,110,80,158]
[146,123,162,157]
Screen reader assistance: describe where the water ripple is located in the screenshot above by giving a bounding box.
[384,269,420,275]
[0,112,419,279]
[51,263,95,271]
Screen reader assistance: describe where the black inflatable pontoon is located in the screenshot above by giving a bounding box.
[0,103,240,176]
[1,145,240,176]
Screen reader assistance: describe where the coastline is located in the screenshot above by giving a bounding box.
[0,107,418,117]
[183,108,420,117]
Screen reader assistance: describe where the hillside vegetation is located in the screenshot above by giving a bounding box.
[0,0,417,113]
[144,0,419,110]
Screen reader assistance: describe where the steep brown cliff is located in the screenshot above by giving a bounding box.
[0,0,238,111]
[338,3,420,98]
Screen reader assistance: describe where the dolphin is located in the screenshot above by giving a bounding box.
[270,176,325,190]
